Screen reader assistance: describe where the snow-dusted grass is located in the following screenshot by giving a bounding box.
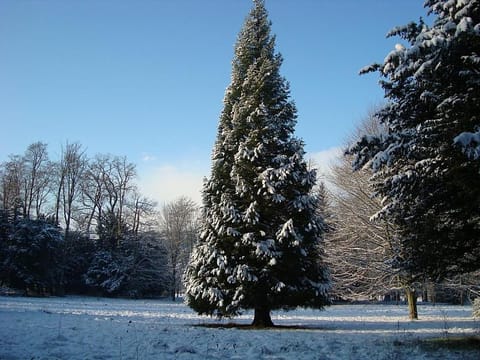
[0,296,479,359]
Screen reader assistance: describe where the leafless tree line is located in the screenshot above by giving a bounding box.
[1,141,201,299]
[1,141,157,239]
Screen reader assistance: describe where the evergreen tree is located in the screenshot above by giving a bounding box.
[4,216,64,295]
[63,232,96,294]
[184,0,330,327]
[349,0,480,281]
[0,209,12,286]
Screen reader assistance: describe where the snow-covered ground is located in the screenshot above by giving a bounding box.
[0,296,478,359]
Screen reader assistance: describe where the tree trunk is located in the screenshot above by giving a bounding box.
[252,307,274,328]
[54,180,62,225]
[406,288,418,320]
[171,267,176,301]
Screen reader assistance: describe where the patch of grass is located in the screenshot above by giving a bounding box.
[419,336,480,351]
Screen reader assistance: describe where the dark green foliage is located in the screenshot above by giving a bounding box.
[96,210,129,250]
[0,209,169,298]
[0,209,13,286]
[185,0,330,324]
[121,233,170,298]
[63,232,96,294]
[349,0,480,280]
[84,233,169,298]
[2,216,64,295]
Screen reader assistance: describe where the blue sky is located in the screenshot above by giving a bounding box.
[0,0,427,204]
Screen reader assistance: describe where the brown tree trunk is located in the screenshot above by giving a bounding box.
[406,288,418,320]
[252,307,274,328]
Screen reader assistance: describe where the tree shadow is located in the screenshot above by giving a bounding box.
[193,323,328,330]
[418,336,480,351]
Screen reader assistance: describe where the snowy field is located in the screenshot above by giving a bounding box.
[0,296,479,359]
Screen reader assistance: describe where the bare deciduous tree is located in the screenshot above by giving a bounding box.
[78,154,109,236]
[54,142,87,238]
[79,155,137,244]
[325,110,402,300]
[22,142,50,218]
[325,154,398,300]
[159,196,198,301]
[326,110,424,318]
[109,156,136,239]
[128,190,157,236]
[1,155,25,215]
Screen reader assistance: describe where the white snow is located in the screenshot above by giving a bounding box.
[454,130,480,159]
[277,218,296,242]
[255,239,276,258]
[0,296,479,359]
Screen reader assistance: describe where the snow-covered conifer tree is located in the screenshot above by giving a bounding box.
[349,0,480,281]
[184,0,330,327]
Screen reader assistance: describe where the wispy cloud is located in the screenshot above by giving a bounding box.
[138,147,344,206]
[308,147,343,191]
[141,153,157,162]
[138,164,206,206]
[308,147,343,177]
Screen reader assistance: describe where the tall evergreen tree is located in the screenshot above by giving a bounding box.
[184,0,330,327]
[349,0,480,282]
